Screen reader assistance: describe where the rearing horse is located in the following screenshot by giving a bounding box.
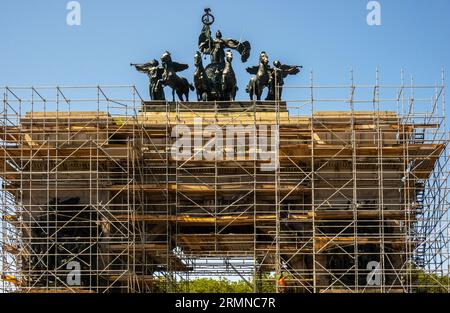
[160,51,194,101]
[245,51,271,101]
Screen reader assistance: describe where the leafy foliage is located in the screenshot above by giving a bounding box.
[157,274,277,293]
[156,270,450,293]
[414,271,450,293]
[178,278,252,293]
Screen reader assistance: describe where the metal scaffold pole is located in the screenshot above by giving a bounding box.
[0,81,448,293]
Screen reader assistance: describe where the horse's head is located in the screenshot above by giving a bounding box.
[259,51,269,66]
[194,51,202,67]
[161,51,172,64]
[225,50,233,63]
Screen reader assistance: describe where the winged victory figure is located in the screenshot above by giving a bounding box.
[266,60,302,100]
[197,8,251,101]
[133,59,165,100]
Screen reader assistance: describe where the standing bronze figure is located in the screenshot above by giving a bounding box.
[199,29,250,64]
[197,8,251,101]
[131,60,165,100]
[160,51,194,101]
[266,61,302,101]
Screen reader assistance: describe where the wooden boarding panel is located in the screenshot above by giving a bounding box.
[21,111,111,126]
[107,183,310,194]
[108,243,167,252]
[138,111,291,125]
[313,210,416,220]
[0,145,130,159]
[315,236,407,251]
[112,210,411,225]
[106,275,156,283]
[177,234,255,252]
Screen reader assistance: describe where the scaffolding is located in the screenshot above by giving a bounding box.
[0,75,449,293]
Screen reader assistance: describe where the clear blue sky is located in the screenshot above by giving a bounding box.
[0,0,449,100]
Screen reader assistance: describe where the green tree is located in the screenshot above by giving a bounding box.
[414,270,450,293]
[178,278,252,293]
[170,274,277,293]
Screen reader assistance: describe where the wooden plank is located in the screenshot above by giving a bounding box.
[315,236,407,250]
[112,210,411,225]
[107,183,310,194]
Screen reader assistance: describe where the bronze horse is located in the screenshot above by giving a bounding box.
[160,51,194,101]
[222,50,237,100]
[245,51,271,100]
[193,51,211,101]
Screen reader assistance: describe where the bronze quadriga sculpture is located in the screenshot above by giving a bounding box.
[132,8,301,103]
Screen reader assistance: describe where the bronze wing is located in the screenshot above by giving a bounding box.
[246,65,259,75]
[172,62,189,72]
[224,39,251,62]
[280,64,302,78]
[135,59,159,73]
